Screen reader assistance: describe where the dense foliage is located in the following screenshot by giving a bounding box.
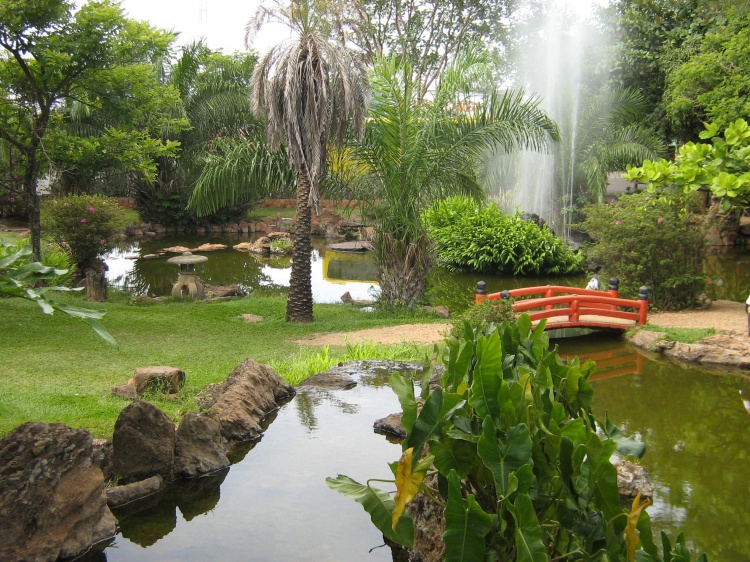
[623,119,750,212]
[424,197,584,275]
[328,317,707,561]
[580,192,705,310]
[43,195,129,270]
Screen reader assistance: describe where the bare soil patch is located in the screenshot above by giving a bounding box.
[648,299,747,334]
[292,323,451,346]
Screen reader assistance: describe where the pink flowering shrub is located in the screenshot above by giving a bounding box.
[43,194,128,269]
[580,192,706,310]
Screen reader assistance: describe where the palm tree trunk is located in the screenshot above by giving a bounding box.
[286,171,314,323]
[375,232,433,310]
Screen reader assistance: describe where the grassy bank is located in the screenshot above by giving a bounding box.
[0,290,440,438]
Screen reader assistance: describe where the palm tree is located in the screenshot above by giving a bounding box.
[343,53,559,308]
[245,0,367,322]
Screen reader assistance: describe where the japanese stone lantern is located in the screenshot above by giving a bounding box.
[167,251,208,299]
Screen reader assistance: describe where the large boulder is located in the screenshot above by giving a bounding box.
[0,422,116,562]
[112,400,176,484]
[174,413,229,478]
[196,358,295,441]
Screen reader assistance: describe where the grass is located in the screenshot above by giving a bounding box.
[639,323,715,343]
[0,290,442,438]
[0,231,22,244]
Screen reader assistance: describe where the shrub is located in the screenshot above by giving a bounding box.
[43,194,128,270]
[328,316,708,561]
[137,189,250,230]
[580,192,706,310]
[448,296,515,339]
[423,197,584,275]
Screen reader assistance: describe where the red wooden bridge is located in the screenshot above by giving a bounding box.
[475,279,649,332]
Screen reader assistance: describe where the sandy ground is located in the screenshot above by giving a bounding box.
[293,299,749,346]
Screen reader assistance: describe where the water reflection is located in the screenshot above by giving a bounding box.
[93,345,750,561]
[557,334,750,561]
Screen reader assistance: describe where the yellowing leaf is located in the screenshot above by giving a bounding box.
[625,492,651,562]
[392,448,430,530]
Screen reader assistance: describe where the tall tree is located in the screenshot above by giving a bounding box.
[0,0,178,260]
[345,0,514,100]
[343,53,558,308]
[246,0,367,322]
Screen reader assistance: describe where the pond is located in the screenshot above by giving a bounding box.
[87,338,750,562]
[95,235,750,560]
[106,234,750,309]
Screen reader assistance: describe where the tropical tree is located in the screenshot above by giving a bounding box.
[574,88,665,204]
[343,53,558,309]
[244,0,368,323]
[0,0,180,261]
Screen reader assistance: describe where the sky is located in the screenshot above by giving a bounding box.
[117,0,288,54]
[116,0,605,55]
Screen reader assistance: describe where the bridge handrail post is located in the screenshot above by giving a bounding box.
[608,278,619,310]
[638,285,650,324]
[476,281,487,304]
[545,288,553,310]
[571,298,579,322]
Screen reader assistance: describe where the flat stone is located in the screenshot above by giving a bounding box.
[111,384,137,400]
[297,372,357,391]
[374,413,405,439]
[131,366,185,395]
[326,241,373,252]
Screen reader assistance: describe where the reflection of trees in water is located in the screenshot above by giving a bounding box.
[704,249,750,302]
[294,390,360,433]
[591,361,750,560]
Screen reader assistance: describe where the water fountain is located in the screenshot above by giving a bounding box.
[490,0,605,238]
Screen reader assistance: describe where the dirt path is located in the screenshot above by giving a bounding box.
[292,299,748,347]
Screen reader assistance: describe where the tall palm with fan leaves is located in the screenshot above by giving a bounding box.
[342,52,559,309]
[243,0,367,323]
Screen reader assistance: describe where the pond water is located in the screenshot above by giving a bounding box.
[95,236,750,561]
[87,339,750,562]
[107,235,750,310]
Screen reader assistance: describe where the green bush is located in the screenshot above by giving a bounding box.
[328,317,708,561]
[423,197,585,275]
[138,189,250,230]
[449,296,515,339]
[43,194,128,270]
[580,193,706,310]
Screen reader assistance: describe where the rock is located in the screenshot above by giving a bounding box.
[92,438,114,482]
[373,413,406,439]
[424,305,450,319]
[111,383,137,400]
[628,330,667,351]
[196,359,296,441]
[0,422,116,562]
[112,400,176,484]
[240,313,263,323]
[141,253,161,259]
[326,241,374,252]
[204,284,247,298]
[191,243,227,252]
[629,329,750,371]
[163,246,191,253]
[106,475,164,508]
[615,460,654,500]
[132,366,185,395]
[297,372,357,391]
[233,241,255,251]
[174,413,229,478]
[341,291,353,303]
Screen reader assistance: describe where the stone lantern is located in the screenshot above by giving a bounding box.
[167,251,208,299]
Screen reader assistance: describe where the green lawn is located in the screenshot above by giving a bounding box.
[0,291,440,438]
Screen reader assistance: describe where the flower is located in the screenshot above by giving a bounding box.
[99,239,106,245]
[615,220,621,225]
[88,206,96,212]
[657,217,663,223]
[645,196,650,201]
[80,218,87,223]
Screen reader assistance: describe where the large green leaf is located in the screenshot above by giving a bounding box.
[326,475,414,546]
[407,387,445,457]
[604,415,646,459]
[512,493,547,562]
[431,439,475,477]
[444,470,492,562]
[390,372,418,440]
[469,332,502,419]
[477,419,533,496]
[443,337,475,392]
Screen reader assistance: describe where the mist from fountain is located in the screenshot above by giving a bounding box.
[488,0,604,238]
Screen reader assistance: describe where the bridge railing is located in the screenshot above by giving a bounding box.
[475,279,649,328]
